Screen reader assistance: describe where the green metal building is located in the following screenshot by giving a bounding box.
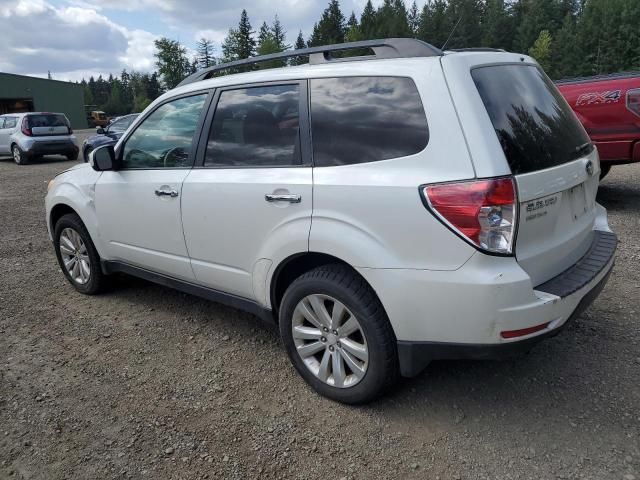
[0,72,87,129]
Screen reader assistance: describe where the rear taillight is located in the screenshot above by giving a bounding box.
[626,88,640,117]
[21,117,32,136]
[422,177,517,255]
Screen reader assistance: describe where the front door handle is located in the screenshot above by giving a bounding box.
[265,194,301,203]
[155,188,179,198]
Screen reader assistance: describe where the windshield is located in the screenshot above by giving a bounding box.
[472,64,591,175]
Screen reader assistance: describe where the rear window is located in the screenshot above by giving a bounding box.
[310,76,429,166]
[472,65,591,175]
[27,114,69,129]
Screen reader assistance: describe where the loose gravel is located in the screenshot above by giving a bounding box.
[1,145,639,479]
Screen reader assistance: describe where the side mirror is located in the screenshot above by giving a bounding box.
[96,127,105,134]
[90,144,116,171]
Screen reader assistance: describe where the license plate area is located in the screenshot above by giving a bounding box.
[568,183,588,221]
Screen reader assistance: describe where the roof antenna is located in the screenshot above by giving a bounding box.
[441,16,463,51]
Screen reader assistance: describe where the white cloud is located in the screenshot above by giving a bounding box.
[0,0,157,81]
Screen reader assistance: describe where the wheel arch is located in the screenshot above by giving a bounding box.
[49,203,78,234]
[269,252,384,319]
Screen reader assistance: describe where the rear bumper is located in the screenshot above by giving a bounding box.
[396,230,616,377]
[24,140,78,158]
[397,264,612,376]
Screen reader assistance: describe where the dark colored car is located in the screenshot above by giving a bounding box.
[82,114,138,162]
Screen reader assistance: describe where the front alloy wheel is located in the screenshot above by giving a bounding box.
[59,227,91,284]
[53,213,107,294]
[292,294,369,388]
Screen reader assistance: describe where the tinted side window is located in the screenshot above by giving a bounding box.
[205,84,301,167]
[122,94,207,169]
[310,77,428,166]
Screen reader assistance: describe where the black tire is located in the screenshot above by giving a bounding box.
[12,144,27,165]
[66,151,79,161]
[53,213,107,295]
[279,264,398,404]
[600,164,611,180]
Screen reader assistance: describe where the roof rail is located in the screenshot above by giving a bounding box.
[178,38,442,87]
[446,47,506,53]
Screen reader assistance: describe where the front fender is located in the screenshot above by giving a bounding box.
[45,168,105,256]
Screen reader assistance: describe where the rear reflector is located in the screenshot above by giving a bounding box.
[422,177,517,255]
[500,322,550,339]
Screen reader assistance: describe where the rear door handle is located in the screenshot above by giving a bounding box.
[265,194,301,203]
[155,188,179,198]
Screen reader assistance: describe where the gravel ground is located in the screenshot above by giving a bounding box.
[1,145,639,480]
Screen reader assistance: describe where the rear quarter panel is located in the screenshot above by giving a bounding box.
[309,58,477,270]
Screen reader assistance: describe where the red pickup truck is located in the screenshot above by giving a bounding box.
[556,72,640,178]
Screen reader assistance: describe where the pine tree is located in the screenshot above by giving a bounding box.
[375,0,411,38]
[291,30,307,66]
[482,0,515,49]
[417,0,451,48]
[345,11,361,41]
[359,0,377,39]
[441,0,485,49]
[256,17,289,68]
[308,0,346,46]
[408,1,420,36]
[222,9,256,67]
[196,38,216,68]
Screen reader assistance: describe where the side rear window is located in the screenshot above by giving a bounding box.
[310,76,429,167]
[472,65,591,175]
[4,117,17,128]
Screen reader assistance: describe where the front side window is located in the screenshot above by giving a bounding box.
[121,94,207,169]
[204,84,301,167]
[310,76,429,166]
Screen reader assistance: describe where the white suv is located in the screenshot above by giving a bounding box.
[45,39,616,403]
[0,112,78,164]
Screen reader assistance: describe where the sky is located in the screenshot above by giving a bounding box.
[0,0,393,82]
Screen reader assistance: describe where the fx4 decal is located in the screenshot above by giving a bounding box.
[576,90,622,106]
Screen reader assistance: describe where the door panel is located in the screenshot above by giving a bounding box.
[94,92,210,280]
[96,170,194,280]
[182,81,312,300]
[182,168,312,298]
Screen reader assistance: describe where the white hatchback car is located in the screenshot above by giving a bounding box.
[45,39,616,403]
[0,112,78,164]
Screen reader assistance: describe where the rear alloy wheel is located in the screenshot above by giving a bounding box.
[292,294,369,388]
[12,145,26,165]
[280,264,398,404]
[53,213,107,294]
